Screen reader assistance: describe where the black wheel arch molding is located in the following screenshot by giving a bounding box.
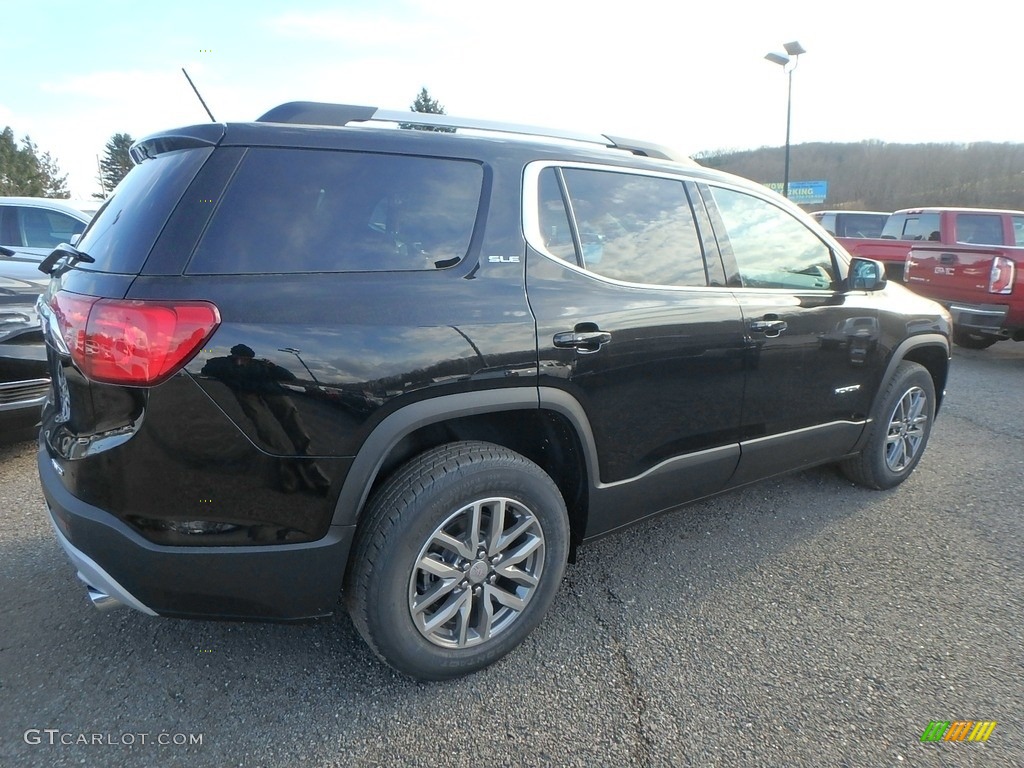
[332,388,542,527]
[849,332,950,455]
[330,387,605,525]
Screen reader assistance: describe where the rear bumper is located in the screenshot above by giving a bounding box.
[0,377,49,413]
[0,339,49,435]
[46,511,158,615]
[0,380,46,436]
[38,440,354,621]
[946,301,1011,336]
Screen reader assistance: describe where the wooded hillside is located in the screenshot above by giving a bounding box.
[696,142,1024,212]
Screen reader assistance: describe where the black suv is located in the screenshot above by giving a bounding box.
[36,102,951,680]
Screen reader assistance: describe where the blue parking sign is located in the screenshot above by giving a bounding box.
[765,180,828,204]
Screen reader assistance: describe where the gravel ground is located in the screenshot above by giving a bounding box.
[0,344,1021,767]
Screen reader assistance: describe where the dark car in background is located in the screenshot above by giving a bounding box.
[811,210,890,239]
[1,246,52,438]
[1,198,92,440]
[35,103,951,680]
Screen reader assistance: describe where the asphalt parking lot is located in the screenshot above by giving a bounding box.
[1,344,1022,768]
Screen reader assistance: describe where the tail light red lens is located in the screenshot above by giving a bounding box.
[989,256,1015,294]
[49,291,221,386]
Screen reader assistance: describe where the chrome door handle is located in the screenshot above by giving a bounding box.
[750,320,788,337]
[552,330,612,353]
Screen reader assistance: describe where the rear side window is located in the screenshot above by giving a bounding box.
[537,166,707,287]
[187,149,483,274]
[75,147,213,273]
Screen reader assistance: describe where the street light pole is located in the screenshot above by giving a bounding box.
[764,41,806,200]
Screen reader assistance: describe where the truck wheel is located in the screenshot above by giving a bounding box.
[953,327,998,350]
[345,441,569,681]
[840,361,935,490]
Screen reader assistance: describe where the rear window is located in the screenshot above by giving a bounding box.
[881,212,940,241]
[74,147,213,273]
[187,149,483,274]
[955,213,1004,245]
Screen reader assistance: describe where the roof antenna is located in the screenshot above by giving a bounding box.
[181,68,217,122]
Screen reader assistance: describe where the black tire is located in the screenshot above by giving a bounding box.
[952,327,998,350]
[840,361,935,490]
[345,441,570,681]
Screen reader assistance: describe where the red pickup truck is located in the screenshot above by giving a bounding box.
[839,207,1024,348]
[906,243,1023,349]
[837,207,1022,278]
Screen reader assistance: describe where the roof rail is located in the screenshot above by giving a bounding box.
[256,102,691,164]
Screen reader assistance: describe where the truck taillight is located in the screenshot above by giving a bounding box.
[49,291,221,386]
[989,257,1014,294]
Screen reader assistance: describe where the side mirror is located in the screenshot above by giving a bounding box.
[848,258,887,292]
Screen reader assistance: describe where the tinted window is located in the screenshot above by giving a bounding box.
[17,208,86,248]
[710,187,836,290]
[76,147,213,273]
[1014,216,1024,247]
[188,149,482,274]
[881,212,940,241]
[540,167,706,287]
[815,212,836,235]
[0,206,86,249]
[0,206,20,246]
[956,213,1004,245]
[836,213,887,238]
[537,168,578,265]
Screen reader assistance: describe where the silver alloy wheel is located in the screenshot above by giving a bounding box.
[408,497,546,649]
[884,385,929,472]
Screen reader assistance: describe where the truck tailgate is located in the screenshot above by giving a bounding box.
[906,244,1021,337]
[906,244,1003,295]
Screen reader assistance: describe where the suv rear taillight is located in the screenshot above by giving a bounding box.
[989,256,1015,294]
[50,291,220,386]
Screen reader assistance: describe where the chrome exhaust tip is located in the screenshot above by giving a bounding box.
[87,586,125,612]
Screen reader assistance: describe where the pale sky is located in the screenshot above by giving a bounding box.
[3,0,1019,198]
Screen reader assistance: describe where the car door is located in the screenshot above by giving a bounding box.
[524,163,747,537]
[697,183,886,485]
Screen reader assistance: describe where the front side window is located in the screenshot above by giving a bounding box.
[709,186,836,291]
[536,167,707,287]
[188,149,483,274]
